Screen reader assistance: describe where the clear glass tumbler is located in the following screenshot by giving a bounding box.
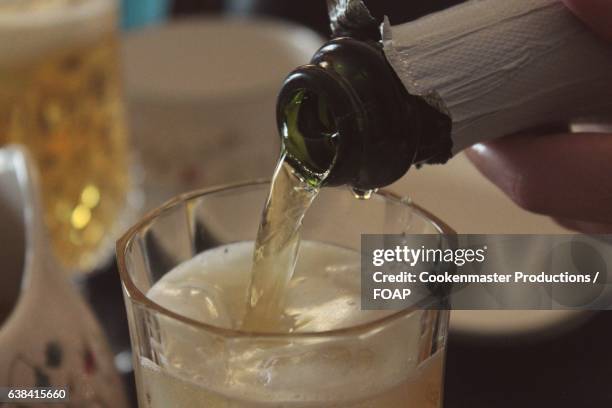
[117,181,452,407]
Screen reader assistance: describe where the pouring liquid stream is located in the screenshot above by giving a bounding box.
[241,153,324,331]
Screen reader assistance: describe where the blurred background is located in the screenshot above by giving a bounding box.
[1,0,611,407]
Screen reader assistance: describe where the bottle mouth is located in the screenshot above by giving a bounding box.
[276,64,365,186]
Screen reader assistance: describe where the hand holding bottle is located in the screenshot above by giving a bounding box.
[467,0,612,233]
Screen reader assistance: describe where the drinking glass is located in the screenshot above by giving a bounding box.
[117,181,452,407]
[0,0,134,271]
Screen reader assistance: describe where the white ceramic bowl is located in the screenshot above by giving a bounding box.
[122,17,324,209]
[393,153,589,339]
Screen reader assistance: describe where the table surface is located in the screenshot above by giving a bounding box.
[444,311,612,408]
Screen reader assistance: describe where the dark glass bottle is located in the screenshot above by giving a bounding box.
[276,1,453,190]
[276,0,612,190]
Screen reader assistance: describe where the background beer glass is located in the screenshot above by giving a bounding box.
[0,0,132,271]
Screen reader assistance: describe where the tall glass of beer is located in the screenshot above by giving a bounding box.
[117,181,451,407]
[0,0,130,271]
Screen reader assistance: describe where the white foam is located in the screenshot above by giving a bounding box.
[0,0,116,66]
[144,242,426,405]
[147,241,393,332]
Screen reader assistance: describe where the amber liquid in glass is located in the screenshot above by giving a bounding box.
[0,33,129,270]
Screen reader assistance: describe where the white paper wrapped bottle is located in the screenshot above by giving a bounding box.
[381,0,612,152]
[276,0,612,189]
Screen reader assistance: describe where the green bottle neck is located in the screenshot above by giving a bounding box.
[277,37,452,190]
